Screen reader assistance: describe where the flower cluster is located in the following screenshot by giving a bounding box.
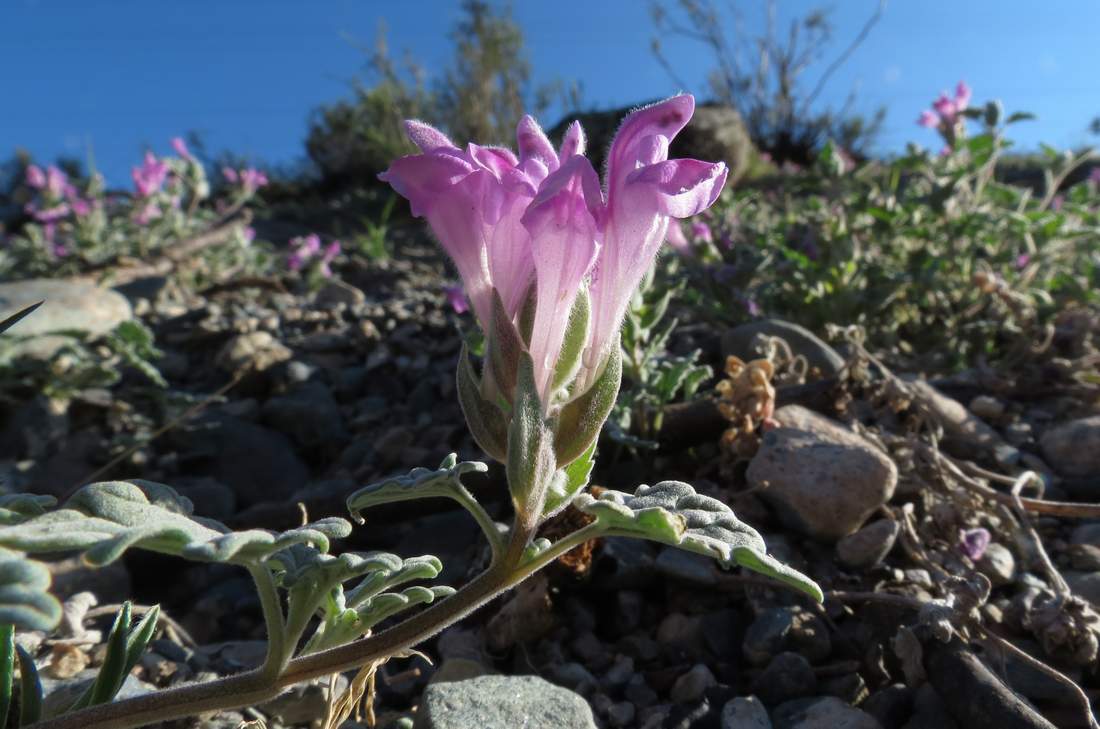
[288,233,341,277]
[23,164,97,255]
[381,94,727,407]
[223,166,269,195]
[918,81,972,150]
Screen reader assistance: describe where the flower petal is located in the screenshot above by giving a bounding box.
[378,151,476,217]
[404,120,457,152]
[558,121,586,161]
[516,115,559,172]
[521,156,602,400]
[625,159,728,218]
[607,95,695,197]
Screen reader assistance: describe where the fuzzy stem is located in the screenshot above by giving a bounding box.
[247,565,288,678]
[25,504,584,729]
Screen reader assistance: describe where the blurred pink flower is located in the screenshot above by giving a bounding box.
[691,221,713,243]
[288,234,338,276]
[171,137,194,160]
[1090,167,1100,183]
[132,152,169,198]
[1050,194,1064,211]
[665,221,691,255]
[918,80,972,130]
[959,527,991,561]
[1015,253,1031,269]
[222,167,239,184]
[444,284,469,314]
[239,168,268,193]
[25,165,46,189]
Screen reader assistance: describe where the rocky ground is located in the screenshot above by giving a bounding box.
[1,235,1098,729]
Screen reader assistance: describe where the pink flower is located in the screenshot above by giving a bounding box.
[222,167,239,184]
[917,110,939,129]
[132,152,169,198]
[1015,253,1031,269]
[691,221,713,243]
[380,95,728,404]
[445,284,469,314]
[665,221,691,255]
[954,81,972,112]
[1089,167,1100,183]
[171,137,194,160]
[288,234,337,275]
[1050,194,1064,212]
[242,226,256,245]
[959,528,990,561]
[239,168,268,193]
[25,165,46,189]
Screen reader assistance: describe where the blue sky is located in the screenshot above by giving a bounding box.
[2,0,1097,185]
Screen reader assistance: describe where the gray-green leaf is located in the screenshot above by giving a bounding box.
[0,548,61,631]
[574,481,822,601]
[0,481,350,567]
[347,454,488,520]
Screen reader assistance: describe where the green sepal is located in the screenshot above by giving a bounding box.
[574,481,823,601]
[553,340,622,466]
[16,645,42,727]
[346,455,488,520]
[488,289,524,405]
[456,344,508,462]
[506,353,557,515]
[0,624,13,729]
[549,288,590,398]
[517,284,538,349]
[542,440,596,519]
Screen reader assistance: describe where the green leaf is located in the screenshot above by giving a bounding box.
[123,606,160,677]
[550,288,590,396]
[0,482,350,568]
[0,624,13,729]
[16,645,42,727]
[73,603,132,710]
[346,455,488,520]
[554,341,622,466]
[542,439,596,518]
[455,344,508,462]
[506,352,556,512]
[0,549,61,631]
[574,481,823,601]
[1005,111,1035,124]
[0,302,42,336]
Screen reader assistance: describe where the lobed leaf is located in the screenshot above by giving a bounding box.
[347,454,488,520]
[574,481,822,601]
[0,548,61,631]
[0,481,350,568]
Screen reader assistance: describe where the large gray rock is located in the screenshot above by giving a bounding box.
[0,278,131,358]
[1040,416,1100,478]
[774,697,882,729]
[722,320,844,375]
[747,405,897,541]
[413,674,597,729]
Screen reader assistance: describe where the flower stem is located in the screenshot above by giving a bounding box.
[25,508,582,729]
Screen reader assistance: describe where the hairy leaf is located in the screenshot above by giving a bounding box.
[575,481,822,600]
[542,440,596,519]
[0,548,61,631]
[0,481,350,567]
[347,454,488,520]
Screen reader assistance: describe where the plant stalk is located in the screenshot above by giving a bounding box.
[26,510,585,729]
